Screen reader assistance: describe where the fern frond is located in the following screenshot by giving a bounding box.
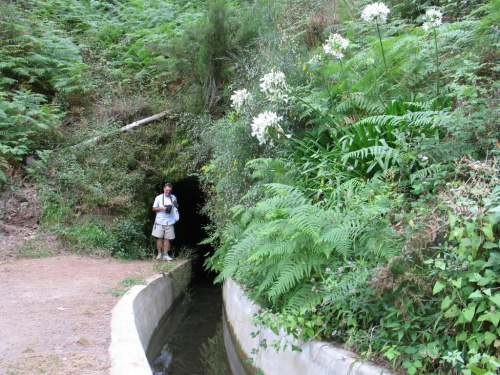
[365,232,401,260]
[410,163,445,183]
[342,145,400,164]
[230,204,247,220]
[268,258,311,301]
[247,241,297,277]
[263,183,306,198]
[284,283,324,312]
[322,271,368,305]
[318,226,352,258]
[254,195,295,217]
[336,92,384,115]
[288,204,323,239]
[219,235,260,280]
[246,157,290,181]
[255,266,282,297]
[401,110,441,129]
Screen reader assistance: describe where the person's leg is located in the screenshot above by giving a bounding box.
[157,237,163,254]
[163,238,170,255]
[152,224,165,259]
[162,225,175,260]
[156,237,163,259]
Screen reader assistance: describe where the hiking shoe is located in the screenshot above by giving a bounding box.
[163,254,173,261]
[156,253,162,260]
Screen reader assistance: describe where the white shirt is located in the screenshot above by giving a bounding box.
[152,193,177,225]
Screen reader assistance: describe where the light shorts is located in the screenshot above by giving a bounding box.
[152,223,175,239]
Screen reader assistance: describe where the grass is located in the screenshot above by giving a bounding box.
[6,352,62,375]
[16,233,61,259]
[150,245,197,274]
[175,245,198,260]
[107,273,147,296]
[77,336,92,346]
[152,261,176,273]
[106,287,128,297]
[18,247,52,259]
[119,275,146,287]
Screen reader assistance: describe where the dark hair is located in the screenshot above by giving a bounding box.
[164,182,173,188]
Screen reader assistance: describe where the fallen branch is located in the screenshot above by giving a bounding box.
[72,111,169,148]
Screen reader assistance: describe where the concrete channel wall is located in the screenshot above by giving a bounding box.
[108,261,191,375]
[223,278,394,375]
[108,262,393,375]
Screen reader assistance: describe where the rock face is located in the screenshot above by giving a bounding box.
[0,184,42,260]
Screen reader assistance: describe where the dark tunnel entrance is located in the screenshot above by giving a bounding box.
[154,176,216,285]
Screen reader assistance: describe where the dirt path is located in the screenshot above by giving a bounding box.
[0,255,157,375]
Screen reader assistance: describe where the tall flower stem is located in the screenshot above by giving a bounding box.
[376,20,388,73]
[339,60,348,92]
[432,27,440,96]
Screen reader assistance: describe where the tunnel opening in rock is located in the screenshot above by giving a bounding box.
[151,176,216,285]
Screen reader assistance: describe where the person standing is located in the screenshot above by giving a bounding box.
[152,182,178,260]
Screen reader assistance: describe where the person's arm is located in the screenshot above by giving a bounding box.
[152,196,166,212]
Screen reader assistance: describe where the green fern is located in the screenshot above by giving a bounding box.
[322,271,369,306]
[212,182,402,310]
[336,92,385,115]
[283,283,324,313]
[343,145,400,164]
[268,258,312,301]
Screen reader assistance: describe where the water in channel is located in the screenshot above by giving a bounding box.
[149,281,231,375]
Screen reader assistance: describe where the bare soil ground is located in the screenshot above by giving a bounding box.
[0,255,156,375]
[0,185,159,375]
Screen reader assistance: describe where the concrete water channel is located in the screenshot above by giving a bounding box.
[109,261,393,375]
[147,271,228,374]
[108,179,393,374]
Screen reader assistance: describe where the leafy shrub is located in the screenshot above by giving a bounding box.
[0,91,62,173]
[111,217,148,259]
[196,115,262,235]
[203,1,499,373]
[39,189,76,226]
[208,181,403,308]
[0,0,92,180]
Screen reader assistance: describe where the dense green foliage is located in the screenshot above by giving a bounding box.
[1,0,499,373]
[1,0,227,257]
[200,0,500,374]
